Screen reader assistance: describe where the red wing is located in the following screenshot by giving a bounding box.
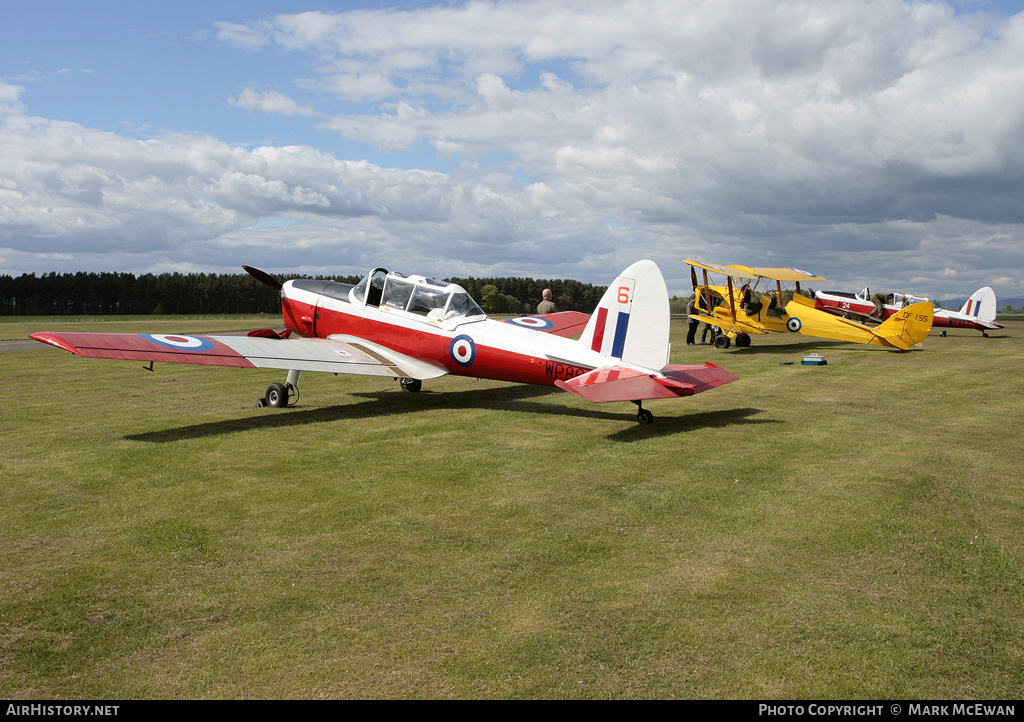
[29,332,436,377]
[502,311,590,337]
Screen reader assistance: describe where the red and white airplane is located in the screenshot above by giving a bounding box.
[814,286,1004,337]
[31,260,737,424]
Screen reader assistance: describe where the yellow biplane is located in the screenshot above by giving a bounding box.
[685,260,933,350]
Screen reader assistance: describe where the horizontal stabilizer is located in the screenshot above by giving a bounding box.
[555,362,737,403]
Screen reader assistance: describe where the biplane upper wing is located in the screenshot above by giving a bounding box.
[685,260,757,279]
[502,311,590,337]
[734,266,827,282]
[685,260,826,283]
[29,332,448,379]
[554,362,738,403]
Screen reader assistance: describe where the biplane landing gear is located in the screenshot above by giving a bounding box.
[714,335,731,349]
[634,401,654,425]
[400,377,422,392]
[735,333,751,348]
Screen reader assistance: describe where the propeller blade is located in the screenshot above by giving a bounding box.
[243,265,283,291]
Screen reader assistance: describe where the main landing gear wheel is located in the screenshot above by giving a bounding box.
[634,402,654,425]
[735,333,751,348]
[714,335,731,349]
[400,377,422,392]
[263,382,290,408]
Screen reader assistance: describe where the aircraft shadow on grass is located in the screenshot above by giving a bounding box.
[125,382,771,444]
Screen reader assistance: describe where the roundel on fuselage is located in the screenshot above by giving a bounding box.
[449,335,476,367]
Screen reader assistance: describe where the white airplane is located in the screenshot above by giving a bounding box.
[814,286,1004,337]
[32,260,738,425]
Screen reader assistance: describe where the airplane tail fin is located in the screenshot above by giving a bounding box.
[578,260,670,369]
[874,302,933,349]
[958,287,998,321]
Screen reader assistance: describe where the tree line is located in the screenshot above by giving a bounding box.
[0,271,607,316]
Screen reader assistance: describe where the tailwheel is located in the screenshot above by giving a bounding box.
[264,382,290,408]
[400,377,422,393]
[634,401,654,425]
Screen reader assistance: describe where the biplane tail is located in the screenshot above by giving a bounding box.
[873,302,933,349]
[958,287,998,321]
[578,260,671,369]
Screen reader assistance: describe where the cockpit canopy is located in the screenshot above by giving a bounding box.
[350,268,486,321]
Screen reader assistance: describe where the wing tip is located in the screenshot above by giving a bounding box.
[30,332,82,355]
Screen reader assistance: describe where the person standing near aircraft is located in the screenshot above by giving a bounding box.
[686,296,699,345]
[537,288,559,314]
[699,294,720,344]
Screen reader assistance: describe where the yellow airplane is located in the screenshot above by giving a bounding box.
[685,260,933,350]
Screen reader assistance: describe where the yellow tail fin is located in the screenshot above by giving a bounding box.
[875,302,933,349]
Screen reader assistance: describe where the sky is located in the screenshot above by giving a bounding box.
[2,0,1024,300]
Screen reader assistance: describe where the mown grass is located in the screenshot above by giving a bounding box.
[1,318,1022,698]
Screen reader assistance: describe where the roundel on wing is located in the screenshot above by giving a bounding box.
[786,317,803,333]
[449,334,476,367]
[142,334,215,351]
[505,316,555,331]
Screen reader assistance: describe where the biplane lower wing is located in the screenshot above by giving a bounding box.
[688,314,769,336]
[28,332,448,379]
[555,362,737,403]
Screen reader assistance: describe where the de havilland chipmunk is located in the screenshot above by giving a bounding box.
[685,260,934,350]
[31,260,738,425]
[814,286,1004,337]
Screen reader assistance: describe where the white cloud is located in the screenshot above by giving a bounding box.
[229,88,320,117]
[3,2,1024,299]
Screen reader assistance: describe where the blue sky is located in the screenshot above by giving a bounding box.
[3,0,1024,299]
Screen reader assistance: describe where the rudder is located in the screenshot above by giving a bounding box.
[876,301,933,349]
[579,260,670,369]
[959,287,998,321]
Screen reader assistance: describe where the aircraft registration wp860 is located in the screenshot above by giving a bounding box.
[32,260,737,425]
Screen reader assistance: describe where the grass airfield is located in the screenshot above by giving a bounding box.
[1,316,1022,699]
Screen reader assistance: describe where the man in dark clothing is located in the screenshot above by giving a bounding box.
[686,297,699,345]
